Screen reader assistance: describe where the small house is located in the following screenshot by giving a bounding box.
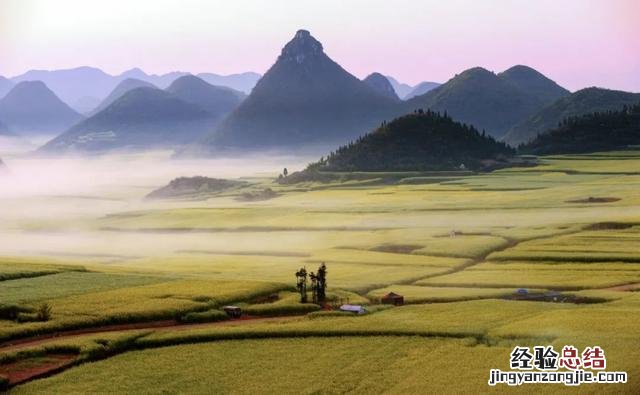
[381,292,404,306]
[223,305,242,318]
[339,304,366,315]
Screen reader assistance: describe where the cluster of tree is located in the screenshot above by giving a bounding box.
[519,103,640,155]
[295,263,327,304]
[306,109,514,172]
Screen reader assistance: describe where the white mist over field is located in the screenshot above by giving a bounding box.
[0,144,313,259]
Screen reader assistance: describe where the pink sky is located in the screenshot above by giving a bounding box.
[1,0,639,91]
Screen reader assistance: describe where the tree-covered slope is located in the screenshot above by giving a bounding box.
[519,103,640,155]
[504,88,640,145]
[303,110,514,172]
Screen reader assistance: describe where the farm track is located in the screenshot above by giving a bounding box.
[0,316,299,354]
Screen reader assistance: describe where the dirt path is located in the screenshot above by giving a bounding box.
[0,353,77,386]
[0,315,299,354]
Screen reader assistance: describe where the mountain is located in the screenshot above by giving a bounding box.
[503,88,640,145]
[203,30,400,150]
[11,67,115,108]
[165,75,245,120]
[498,65,569,104]
[403,81,441,100]
[196,72,262,94]
[117,68,188,88]
[90,78,156,115]
[73,96,102,115]
[404,67,548,138]
[363,73,399,100]
[293,110,514,174]
[519,102,640,155]
[0,81,83,135]
[39,87,215,152]
[385,76,413,99]
[10,67,259,110]
[0,76,14,99]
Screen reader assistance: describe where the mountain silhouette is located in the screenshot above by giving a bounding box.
[0,81,83,135]
[165,75,245,120]
[203,30,399,150]
[40,87,215,152]
[498,65,569,104]
[363,73,399,100]
[404,67,561,138]
[90,78,157,115]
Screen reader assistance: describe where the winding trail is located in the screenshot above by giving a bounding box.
[0,316,299,355]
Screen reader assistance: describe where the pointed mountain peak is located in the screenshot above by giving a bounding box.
[280,29,324,62]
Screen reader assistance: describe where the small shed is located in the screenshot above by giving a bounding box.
[339,304,366,315]
[222,305,242,318]
[381,292,404,306]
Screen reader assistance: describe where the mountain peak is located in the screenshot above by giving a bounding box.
[363,73,399,100]
[280,29,324,62]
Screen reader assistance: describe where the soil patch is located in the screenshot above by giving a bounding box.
[0,353,77,385]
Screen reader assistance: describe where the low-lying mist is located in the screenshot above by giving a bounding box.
[0,146,313,259]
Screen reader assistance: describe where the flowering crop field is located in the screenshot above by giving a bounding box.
[2,151,640,393]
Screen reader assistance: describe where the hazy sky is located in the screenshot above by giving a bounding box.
[1,0,638,91]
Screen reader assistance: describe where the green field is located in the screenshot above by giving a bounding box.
[2,151,640,393]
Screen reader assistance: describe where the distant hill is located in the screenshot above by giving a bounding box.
[165,75,245,120]
[385,76,413,99]
[146,176,247,200]
[404,67,550,138]
[403,81,441,100]
[0,76,14,99]
[39,87,215,152]
[196,72,262,94]
[202,30,400,150]
[11,67,116,108]
[90,78,156,115]
[0,81,83,135]
[298,110,514,173]
[363,73,399,100]
[73,96,102,115]
[519,103,640,155]
[117,68,188,89]
[498,65,569,104]
[11,67,261,110]
[503,88,640,145]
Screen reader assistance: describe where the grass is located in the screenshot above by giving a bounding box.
[0,279,288,341]
[11,337,512,394]
[416,265,640,290]
[0,272,165,305]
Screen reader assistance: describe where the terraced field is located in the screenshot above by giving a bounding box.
[2,150,640,393]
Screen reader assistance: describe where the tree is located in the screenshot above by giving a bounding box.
[316,263,327,303]
[283,168,288,177]
[295,267,308,303]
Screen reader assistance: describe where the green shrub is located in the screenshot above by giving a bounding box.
[37,303,52,321]
[0,304,33,320]
[180,309,228,323]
